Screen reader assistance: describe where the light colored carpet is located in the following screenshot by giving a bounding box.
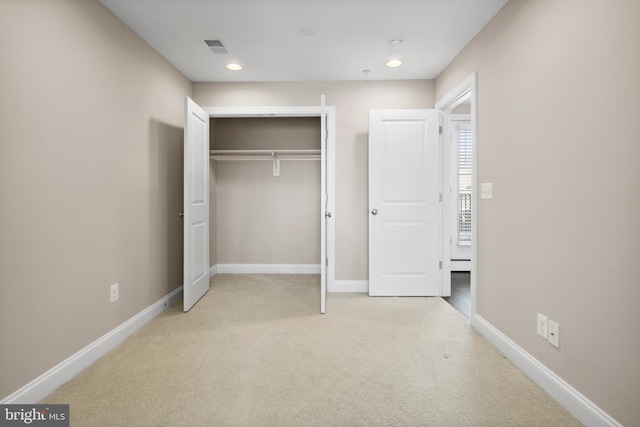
[43,274,580,426]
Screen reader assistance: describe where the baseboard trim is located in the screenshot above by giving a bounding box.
[209,264,218,278]
[331,280,369,293]
[471,314,621,427]
[1,286,184,404]
[213,264,321,274]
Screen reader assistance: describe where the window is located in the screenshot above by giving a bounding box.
[457,125,472,244]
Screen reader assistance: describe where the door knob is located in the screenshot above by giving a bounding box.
[179,212,184,218]
[326,212,332,218]
[371,208,378,215]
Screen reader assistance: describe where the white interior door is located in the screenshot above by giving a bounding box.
[183,97,210,311]
[368,110,442,296]
[320,96,327,314]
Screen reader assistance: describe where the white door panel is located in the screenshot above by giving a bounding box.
[383,221,428,274]
[184,97,210,311]
[369,110,441,297]
[383,121,428,202]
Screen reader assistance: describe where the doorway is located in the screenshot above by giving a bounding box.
[436,73,477,319]
[204,103,335,313]
[449,108,472,272]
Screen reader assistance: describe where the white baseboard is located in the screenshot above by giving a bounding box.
[209,264,218,278]
[330,280,369,293]
[213,264,320,274]
[1,286,184,404]
[471,314,621,427]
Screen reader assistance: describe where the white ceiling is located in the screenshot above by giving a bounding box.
[99,0,507,82]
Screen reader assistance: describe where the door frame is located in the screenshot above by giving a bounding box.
[203,105,336,309]
[435,72,478,319]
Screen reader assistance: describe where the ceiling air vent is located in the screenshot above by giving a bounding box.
[204,39,229,55]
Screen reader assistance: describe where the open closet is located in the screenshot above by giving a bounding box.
[210,117,322,270]
[183,98,335,314]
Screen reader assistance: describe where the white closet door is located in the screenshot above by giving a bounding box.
[368,109,442,296]
[183,97,210,311]
[320,95,327,314]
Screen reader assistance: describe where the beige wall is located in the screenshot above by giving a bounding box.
[0,0,191,399]
[435,0,640,425]
[211,118,321,264]
[194,80,435,280]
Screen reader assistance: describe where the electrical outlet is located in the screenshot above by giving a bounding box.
[548,320,559,347]
[110,283,119,303]
[537,313,548,339]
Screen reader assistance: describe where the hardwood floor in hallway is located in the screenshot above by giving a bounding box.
[444,271,470,318]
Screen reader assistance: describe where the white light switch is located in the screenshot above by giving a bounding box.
[537,313,548,339]
[480,183,493,199]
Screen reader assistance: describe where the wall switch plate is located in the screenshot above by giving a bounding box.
[537,313,548,339]
[480,182,493,199]
[110,283,119,303]
[548,320,560,347]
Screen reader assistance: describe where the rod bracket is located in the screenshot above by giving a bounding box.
[271,152,280,177]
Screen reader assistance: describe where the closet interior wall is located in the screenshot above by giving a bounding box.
[209,117,322,269]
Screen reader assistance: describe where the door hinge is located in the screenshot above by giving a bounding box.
[326,258,328,267]
[439,126,443,135]
[439,261,443,270]
[439,193,443,202]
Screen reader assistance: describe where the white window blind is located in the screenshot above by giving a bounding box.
[457,127,472,243]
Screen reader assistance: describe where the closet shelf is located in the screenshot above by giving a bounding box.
[210,149,321,177]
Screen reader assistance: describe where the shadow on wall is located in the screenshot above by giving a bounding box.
[336,132,369,278]
[149,120,184,294]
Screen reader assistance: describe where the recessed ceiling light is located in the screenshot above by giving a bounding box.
[226,63,242,71]
[385,59,403,68]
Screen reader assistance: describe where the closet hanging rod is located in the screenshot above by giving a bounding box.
[210,150,319,177]
[210,155,319,161]
[210,149,320,155]
[210,149,320,176]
